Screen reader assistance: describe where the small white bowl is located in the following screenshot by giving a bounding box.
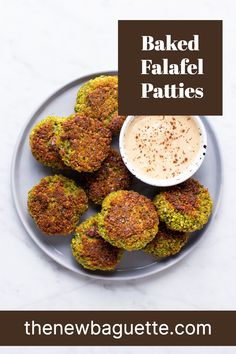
[119,115,207,187]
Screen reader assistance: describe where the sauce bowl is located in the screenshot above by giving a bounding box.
[119,115,207,187]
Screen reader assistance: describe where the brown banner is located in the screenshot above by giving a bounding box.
[118,20,222,115]
[0,311,235,346]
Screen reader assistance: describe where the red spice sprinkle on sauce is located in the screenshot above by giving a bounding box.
[123,116,200,180]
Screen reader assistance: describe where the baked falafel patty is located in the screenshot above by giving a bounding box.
[28,175,88,235]
[153,178,213,233]
[29,116,67,169]
[144,222,188,258]
[98,190,159,250]
[56,114,111,172]
[74,75,126,135]
[71,214,123,271]
[84,149,133,205]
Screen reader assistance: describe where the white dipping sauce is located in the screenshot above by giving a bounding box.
[123,115,201,180]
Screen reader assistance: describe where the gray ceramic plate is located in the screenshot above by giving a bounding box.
[11,71,223,281]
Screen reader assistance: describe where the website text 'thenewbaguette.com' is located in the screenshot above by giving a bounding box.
[24,320,211,340]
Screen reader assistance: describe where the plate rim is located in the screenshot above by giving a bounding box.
[10,71,224,281]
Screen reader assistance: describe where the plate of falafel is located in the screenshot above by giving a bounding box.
[11,71,223,280]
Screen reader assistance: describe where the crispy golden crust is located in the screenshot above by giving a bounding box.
[56,115,112,172]
[71,215,123,271]
[164,178,201,214]
[98,190,159,250]
[28,175,88,235]
[144,222,188,257]
[74,76,126,135]
[154,178,213,232]
[29,116,67,169]
[84,149,133,205]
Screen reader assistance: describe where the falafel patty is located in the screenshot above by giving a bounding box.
[98,190,159,250]
[28,175,88,235]
[153,178,213,233]
[71,214,123,271]
[74,75,126,135]
[144,222,188,257]
[84,149,133,205]
[56,114,112,172]
[29,116,67,169]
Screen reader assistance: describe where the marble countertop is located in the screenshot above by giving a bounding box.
[0,0,235,353]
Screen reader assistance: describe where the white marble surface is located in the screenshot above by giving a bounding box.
[0,0,235,352]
